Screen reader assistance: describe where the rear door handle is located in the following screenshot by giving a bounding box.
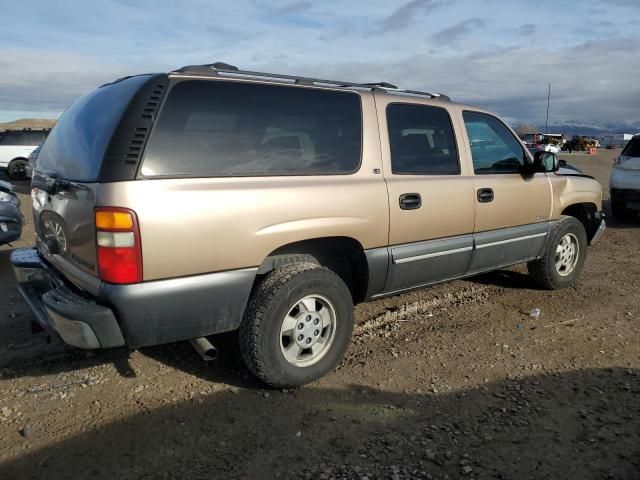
[399,193,422,210]
[477,188,494,203]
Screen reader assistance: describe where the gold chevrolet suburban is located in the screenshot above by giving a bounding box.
[12,63,605,387]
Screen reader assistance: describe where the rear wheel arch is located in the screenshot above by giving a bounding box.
[256,236,369,304]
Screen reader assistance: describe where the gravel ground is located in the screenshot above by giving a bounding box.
[0,150,638,480]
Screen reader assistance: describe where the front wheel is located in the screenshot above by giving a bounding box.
[528,216,588,290]
[239,263,354,387]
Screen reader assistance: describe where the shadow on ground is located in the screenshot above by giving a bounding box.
[2,368,639,480]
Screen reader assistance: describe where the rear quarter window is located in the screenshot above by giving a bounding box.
[36,75,154,182]
[140,80,363,177]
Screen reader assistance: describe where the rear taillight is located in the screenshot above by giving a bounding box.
[95,207,142,284]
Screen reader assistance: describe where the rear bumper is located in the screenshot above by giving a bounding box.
[610,187,640,210]
[11,248,125,349]
[11,247,257,349]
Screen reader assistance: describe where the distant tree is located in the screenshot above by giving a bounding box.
[514,123,538,139]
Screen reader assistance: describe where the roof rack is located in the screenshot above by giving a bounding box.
[172,63,449,100]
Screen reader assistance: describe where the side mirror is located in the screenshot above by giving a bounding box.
[533,150,559,173]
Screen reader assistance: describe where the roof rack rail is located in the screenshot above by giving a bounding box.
[172,63,449,100]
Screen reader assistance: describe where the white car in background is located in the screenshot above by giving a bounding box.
[610,133,640,221]
[0,129,49,179]
[539,143,561,154]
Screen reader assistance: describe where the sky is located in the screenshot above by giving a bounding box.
[0,0,638,127]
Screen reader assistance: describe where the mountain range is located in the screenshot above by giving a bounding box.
[536,120,640,138]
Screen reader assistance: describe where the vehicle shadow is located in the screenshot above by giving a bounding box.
[1,367,638,479]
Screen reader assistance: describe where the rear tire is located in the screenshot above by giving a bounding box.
[7,159,28,180]
[239,263,353,388]
[611,199,635,222]
[528,216,587,290]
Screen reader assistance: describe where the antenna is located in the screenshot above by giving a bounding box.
[545,83,551,134]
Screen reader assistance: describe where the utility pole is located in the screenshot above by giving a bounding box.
[545,83,551,134]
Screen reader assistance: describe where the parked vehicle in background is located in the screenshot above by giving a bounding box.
[0,129,49,179]
[25,144,42,178]
[11,63,606,387]
[610,133,640,221]
[0,180,23,245]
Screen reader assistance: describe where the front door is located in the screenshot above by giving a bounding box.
[377,99,476,294]
[460,110,552,273]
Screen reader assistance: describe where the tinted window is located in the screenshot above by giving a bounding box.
[25,131,47,145]
[622,137,640,157]
[141,80,362,177]
[36,75,153,181]
[387,104,459,175]
[463,111,525,174]
[0,132,21,146]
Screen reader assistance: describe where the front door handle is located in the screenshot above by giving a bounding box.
[477,188,494,203]
[399,193,422,210]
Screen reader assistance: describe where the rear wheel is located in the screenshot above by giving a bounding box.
[7,158,28,180]
[528,216,587,290]
[239,263,353,387]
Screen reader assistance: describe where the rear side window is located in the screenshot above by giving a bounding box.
[25,131,47,145]
[0,132,22,146]
[386,103,459,175]
[622,137,640,157]
[141,80,362,177]
[36,75,154,182]
[463,111,525,174]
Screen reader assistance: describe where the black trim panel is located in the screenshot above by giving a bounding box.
[99,267,257,348]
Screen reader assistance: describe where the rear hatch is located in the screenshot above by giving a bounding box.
[31,74,168,294]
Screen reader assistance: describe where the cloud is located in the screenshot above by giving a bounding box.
[271,1,312,15]
[377,0,442,33]
[431,18,485,45]
[518,23,536,37]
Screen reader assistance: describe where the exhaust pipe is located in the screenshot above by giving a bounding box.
[190,337,217,361]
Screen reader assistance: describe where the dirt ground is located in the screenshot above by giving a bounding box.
[0,149,638,480]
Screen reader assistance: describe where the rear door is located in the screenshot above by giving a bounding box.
[376,97,476,294]
[460,110,552,273]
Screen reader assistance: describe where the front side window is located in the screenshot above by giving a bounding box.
[463,111,525,174]
[386,103,459,175]
[141,80,362,177]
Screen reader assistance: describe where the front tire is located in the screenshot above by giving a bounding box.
[239,263,354,387]
[528,216,587,290]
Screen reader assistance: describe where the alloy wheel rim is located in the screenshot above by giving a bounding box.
[279,294,337,367]
[555,233,579,277]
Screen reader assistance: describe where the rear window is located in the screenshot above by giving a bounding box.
[386,103,459,175]
[622,137,640,157]
[36,75,153,181]
[140,80,362,177]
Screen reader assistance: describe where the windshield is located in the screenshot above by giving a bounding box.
[621,137,640,158]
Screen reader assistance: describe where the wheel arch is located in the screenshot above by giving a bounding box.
[256,236,370,304]
[561,202,599,242]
